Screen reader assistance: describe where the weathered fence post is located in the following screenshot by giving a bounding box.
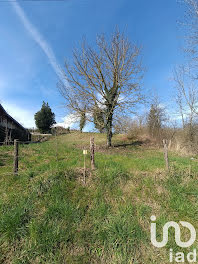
[13,139,19,175]
[83,149,88,184]
[90,137,95,170]
[163,139,169,171]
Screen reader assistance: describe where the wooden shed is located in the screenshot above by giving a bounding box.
[0,104,31,143]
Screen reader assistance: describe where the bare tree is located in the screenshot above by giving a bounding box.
[175,0,198,126]
[147,97,167,141]
[59,30,144,147]
[113,115,133,134]
[182,0,198,51]
[173,65,198,142]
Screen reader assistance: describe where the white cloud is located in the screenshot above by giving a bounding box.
[1,102,35,128]
[11,1,69,86]
[54,114,80,128]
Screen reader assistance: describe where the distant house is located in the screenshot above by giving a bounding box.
[0,104,31,143]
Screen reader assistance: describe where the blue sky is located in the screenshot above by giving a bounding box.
[0,0,187,128]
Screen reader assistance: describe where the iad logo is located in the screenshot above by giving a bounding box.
[150,215,197,263]
[150,215,196,248]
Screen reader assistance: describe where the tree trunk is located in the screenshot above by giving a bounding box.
[107,129,112,147]
[106,114,113,148]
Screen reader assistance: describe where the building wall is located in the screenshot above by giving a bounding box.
[0,125,30,143]
[0,115,19,130]
[0,105,31,143]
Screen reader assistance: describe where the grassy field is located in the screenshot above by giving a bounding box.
[0,132,198,263]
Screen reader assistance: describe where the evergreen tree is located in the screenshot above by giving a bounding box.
[34,102,55,133]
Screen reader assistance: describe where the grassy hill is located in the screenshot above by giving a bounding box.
[0,132,198,263]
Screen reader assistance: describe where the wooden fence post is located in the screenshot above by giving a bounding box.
[163,139,169,171]
[13,139,19,175]
[90,137,95,170]
[83,150,88,184]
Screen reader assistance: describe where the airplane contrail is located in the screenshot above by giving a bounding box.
[11,1,68,86]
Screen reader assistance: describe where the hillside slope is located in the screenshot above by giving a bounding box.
[0,132,198,263]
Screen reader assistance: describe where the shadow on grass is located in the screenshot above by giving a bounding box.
[113,140,143,148]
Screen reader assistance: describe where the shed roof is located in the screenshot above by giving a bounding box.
[0,104,29,132]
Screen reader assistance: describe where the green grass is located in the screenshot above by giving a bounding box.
[0,132,198,263]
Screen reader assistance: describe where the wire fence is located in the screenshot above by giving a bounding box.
[0,140,31,144]
[0,136,51,145]
[0,138,54,176]
[0,136,96,182]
